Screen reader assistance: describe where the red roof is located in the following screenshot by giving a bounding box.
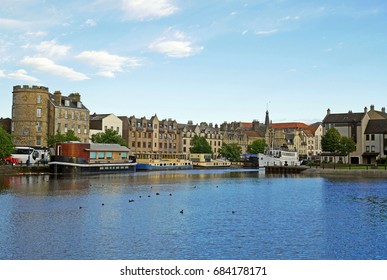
[240,122,253,128]
[270,122,309,129]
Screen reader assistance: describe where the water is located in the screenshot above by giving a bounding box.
[0,170,386,260]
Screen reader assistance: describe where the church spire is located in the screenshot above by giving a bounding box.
[265,110,270,127]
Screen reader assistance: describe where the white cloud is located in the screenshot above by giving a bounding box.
[21,56,89,81]
[255,29,278,36]
[149,30,203,58]
[122,0,178,20]
[35,40,71,57]
[85,19,97,27]
[0,69,5,78]
[76,50,143,78]
[0,18,27,29]
[7,69,39,82]
[281,16,300,21]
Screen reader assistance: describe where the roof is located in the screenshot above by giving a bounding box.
[323,112,365,124]
[270,122,309,129]
[89,143,130,152]
[364,119,387,134]
[90,114,111,121]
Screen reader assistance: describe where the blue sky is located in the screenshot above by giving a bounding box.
[1,0,387,125]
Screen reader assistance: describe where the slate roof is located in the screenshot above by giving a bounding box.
[364,119,387,134]
[323,112,365,124]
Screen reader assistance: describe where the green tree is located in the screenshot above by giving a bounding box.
[47,130,80,148]
[219,143,242,162]
[247,139,267,154]
[0,126,14,162]
[321,128,342,162]
[190,136,212,154]
[91,128,126,146]
[339,136,356,164]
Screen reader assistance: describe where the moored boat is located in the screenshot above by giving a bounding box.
[190,153,231,168]
[49,142,136,174]
[258,148,300,167]
[135,153,193,171]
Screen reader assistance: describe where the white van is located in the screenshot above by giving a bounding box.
[11,147,40,165]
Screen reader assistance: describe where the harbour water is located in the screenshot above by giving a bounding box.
[0,169,386,260]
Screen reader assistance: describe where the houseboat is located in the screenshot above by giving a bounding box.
[135,153,193,171]
[49,142,136,174]
[258,148,300,167]
[190,153,231,169]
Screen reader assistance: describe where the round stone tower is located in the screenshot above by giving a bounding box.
[12,85,50,147]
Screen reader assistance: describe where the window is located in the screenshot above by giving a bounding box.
[78,112,81,120]
[65,111,68,119]
[64,124,68,133]
[78,125,81,134]
[117,127,119,133]
[98,152,104,159]
[37,95,41,104]
[65,100,70,106]
[371,134,375,141]
[90,152,96,159]
[371,146,375,152]
[366,146,370,152]
[121,152,127,159]
[84,125,87,134]
[154,124,158,129]
[71,111,74,120]
[36,121,41,132]
[36,108,42,117]
[36,136,42,146]
[77,102,82,108]
[106,152,113,159]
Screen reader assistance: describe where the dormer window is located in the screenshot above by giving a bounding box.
[65,100,70,106]
[77,102,82,108]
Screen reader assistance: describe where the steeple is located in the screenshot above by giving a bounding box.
[265,110,270,127]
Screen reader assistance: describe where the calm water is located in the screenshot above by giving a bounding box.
[0,170,386,260]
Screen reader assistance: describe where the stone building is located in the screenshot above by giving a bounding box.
[120,115,179,154]
[221,120,266,154]
[11,85,90,147]
[0,117,12,133]
[179,121,223,157]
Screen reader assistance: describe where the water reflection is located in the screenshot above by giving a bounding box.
[0,170,386,260]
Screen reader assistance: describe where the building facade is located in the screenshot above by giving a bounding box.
[90,113,123,139]
[322,105,387,164]
[11,85,90,147]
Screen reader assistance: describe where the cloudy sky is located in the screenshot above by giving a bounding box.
[1,0,386,125]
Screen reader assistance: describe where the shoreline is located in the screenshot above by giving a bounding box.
[2,165,387,178]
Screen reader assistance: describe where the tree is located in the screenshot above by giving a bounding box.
[47,130,80,148]
[219,143,242,162]
[190,136,212,154]
[247,139,267,154]
[321,128,342,162]
[339,136,356,164]
[0,126,14,162]
[91,128,126,146]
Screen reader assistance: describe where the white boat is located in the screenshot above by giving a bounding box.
[258,148,300,167]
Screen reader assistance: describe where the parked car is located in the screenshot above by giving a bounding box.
[3,157,20,165]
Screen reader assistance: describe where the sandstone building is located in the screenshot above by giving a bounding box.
[11,85,90,147]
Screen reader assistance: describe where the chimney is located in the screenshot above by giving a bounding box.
[382,107,386,113]
[364,107,368,113]
[54,91,62,104]
[69,93,81,102]
[370,105,375,111]
[327,108,331,115]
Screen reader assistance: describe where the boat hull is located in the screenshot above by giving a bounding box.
[136,163,193,171]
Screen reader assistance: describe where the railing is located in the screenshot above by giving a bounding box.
[320,163,387,170]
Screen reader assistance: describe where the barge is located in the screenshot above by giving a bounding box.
[49,142,136,174]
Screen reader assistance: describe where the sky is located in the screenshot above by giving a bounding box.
[1,0,387,125]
